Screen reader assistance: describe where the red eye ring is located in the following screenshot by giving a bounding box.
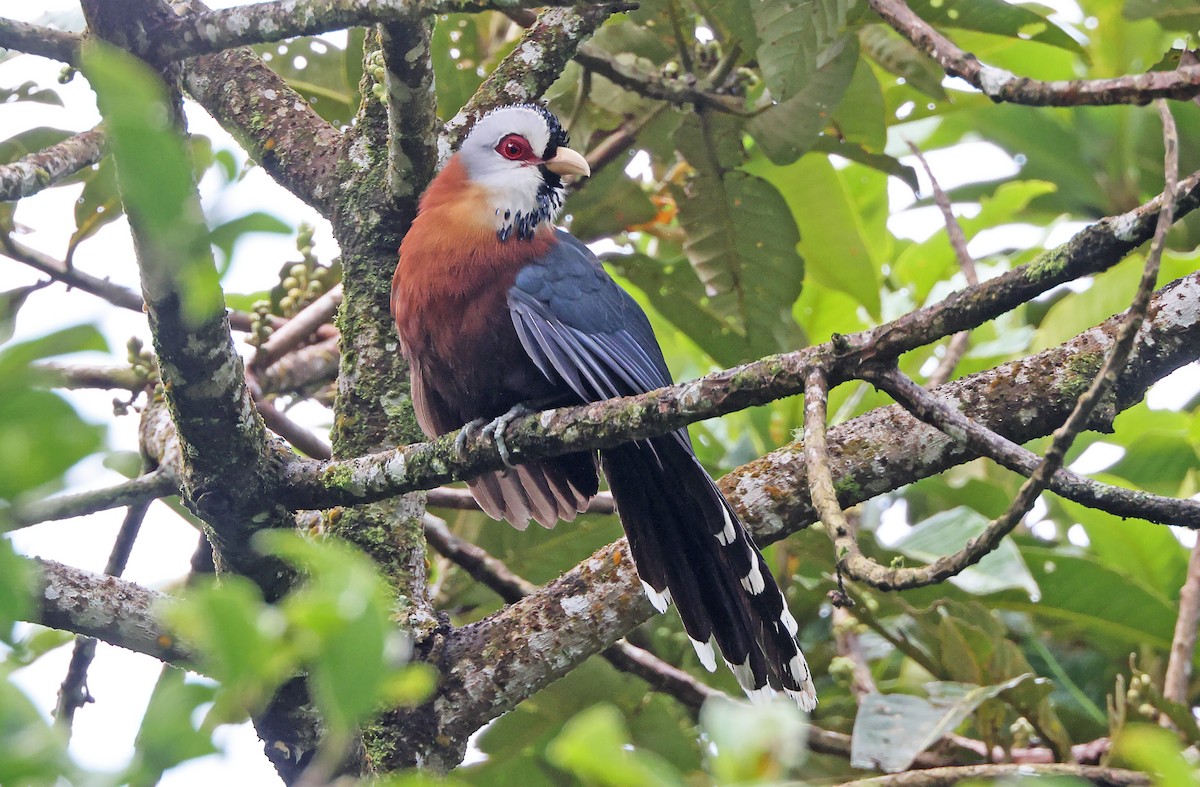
[496,134,533,161]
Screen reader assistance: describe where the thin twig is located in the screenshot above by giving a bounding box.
[252,284,343,370]
[906,140,978,387]
[837,763,1149,786]
[54,494,153,731]
[12,469,177,529]
[1163,539,1200,706]
[870,0,1200,107]
[864,366,1200,528]
[825,100,1180,591]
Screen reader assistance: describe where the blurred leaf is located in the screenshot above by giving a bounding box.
[259,531,404,736]
[0,126,71,164]
[0,81,63,106]
[82,43,222,325]
[859,24,947,99]
[0,388,104,502]
[433,15,486,114]
[893,506,1039,596]
[253,37,357,126]
[0,284,45,345]
[1113,725,1199,787]
[547,704,683,786]
[0,668,75,784]
[747,36,860,164]
[702,697,808,782]
[0,542,32,643]
[162,575,294,722]
[1123,0,1200,31]
[124,669,219,785]
[851,675,1033,772]
[563,164,656,242]
[908,0,1085,54]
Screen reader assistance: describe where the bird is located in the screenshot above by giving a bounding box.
[391,103,816,710]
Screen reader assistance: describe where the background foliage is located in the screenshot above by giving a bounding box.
[1,0,1199,783]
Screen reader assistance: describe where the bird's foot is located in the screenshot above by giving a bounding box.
[454,417,491,460]
[480,402,537,469]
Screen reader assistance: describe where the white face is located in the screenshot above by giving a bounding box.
[457,105,566,240]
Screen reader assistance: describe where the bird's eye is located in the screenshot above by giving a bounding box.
[496,134,532,161]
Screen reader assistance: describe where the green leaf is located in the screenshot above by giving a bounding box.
[851,675,1033,772]
[433,15,486,115]
[1063,497,1187,597]
[81,42,222,325]
[671,116,806,361]
[1122,0,1200,31]
[754,0,861,102]
[747,35,860,164]
[69,154,122,256]
[0,284,44,345]
[749,152,883,318]
[997,546,1179,655]
[0,667,76,784]
[161,575,294,722]
[831,52,887,151]
[702,696,808,782]
[908,0,1085,54]
[258,531,402,736]
[208,211,292,271]
[893,506,1040,596]
[546,704,684,786]
[0,82,63,107]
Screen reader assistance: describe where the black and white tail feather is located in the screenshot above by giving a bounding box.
[497,229,817,710]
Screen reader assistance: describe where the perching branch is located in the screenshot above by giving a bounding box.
[869,0,1200,106]
[0,126,106,203]
[278,156,1200,510]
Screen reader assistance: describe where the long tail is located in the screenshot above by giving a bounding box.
[600,438,816,710]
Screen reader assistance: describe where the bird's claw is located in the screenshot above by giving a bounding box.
[482,403,535,469]
[455,404,536,468]
[454,417,490,460]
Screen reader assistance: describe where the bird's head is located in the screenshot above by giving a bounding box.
[455,104,590,242]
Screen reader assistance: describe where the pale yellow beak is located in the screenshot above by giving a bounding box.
[543,146,590,178]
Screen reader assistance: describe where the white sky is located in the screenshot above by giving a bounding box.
[1,0,1198,783]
